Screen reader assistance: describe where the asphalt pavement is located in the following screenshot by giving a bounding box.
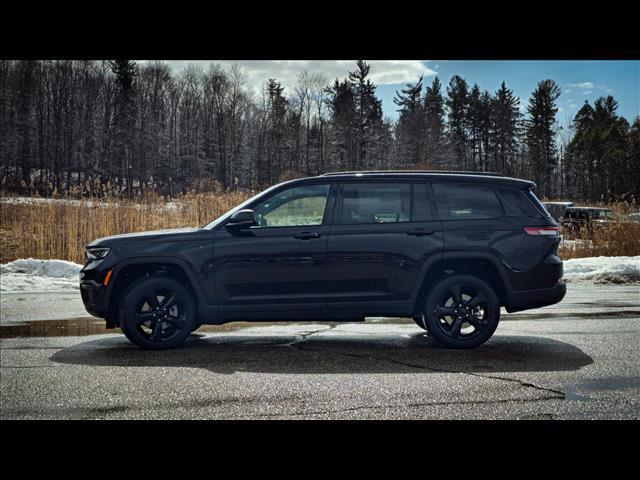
[0,284,639,419]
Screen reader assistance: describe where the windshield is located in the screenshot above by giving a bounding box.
[598,209,613,219]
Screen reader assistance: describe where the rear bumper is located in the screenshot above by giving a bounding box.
[504,281,567,313]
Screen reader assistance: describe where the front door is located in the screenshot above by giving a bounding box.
[213,183,335,313]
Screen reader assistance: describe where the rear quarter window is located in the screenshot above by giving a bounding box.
[497,188,540,217]
[433,183,503,220]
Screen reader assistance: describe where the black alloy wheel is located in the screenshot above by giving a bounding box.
[424,275,500,349]
[120,276,196,349]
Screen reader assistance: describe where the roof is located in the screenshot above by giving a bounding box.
[303,170,536,189]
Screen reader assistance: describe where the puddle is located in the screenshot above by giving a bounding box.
[578,376,640,392]
[507,311,640,321]
[0,318,303,338]
[0,319,117,338]
[564,376,640,401]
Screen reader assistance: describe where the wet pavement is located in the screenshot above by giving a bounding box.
[0,284,639,419]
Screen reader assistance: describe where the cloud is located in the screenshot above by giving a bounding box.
[141,60,436,95]
[566,81,612,95]
[567,82,595,89]
[558,106,565,112]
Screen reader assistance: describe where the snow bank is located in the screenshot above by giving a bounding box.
[0,196,184,211]
[0,258,82,293]
[1,255,639,294]
[563,256,640,284]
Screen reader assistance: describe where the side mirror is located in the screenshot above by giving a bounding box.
[226,209,256,233]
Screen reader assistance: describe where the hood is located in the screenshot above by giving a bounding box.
[87,227,206,247]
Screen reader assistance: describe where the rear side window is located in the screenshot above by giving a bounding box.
[526,190,551,217]
[497,188,539,217]
[433,183,502,220]
[340,183,411,224]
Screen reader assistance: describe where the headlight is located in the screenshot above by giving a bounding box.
[85,247,111,261]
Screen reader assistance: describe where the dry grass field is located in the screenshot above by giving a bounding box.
[0,189,247,264]
[1,189,639,264]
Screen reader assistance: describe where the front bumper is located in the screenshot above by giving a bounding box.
[80,279,108,318]
[504,280,567,313]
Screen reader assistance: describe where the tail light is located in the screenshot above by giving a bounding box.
[523,226,560,236]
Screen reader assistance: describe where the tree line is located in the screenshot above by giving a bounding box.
[1,59,638,202]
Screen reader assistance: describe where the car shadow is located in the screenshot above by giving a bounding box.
[50,330,594,375]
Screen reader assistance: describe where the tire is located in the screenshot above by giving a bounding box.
[424,274,500,349]
[190,323,202,333]
[119,276,197,350]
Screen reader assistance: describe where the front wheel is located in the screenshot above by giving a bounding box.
[424,275,500,349]
[120,276,197,350]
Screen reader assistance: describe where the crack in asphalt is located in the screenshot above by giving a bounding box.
[253,394,565,418]
[285,328,566,400]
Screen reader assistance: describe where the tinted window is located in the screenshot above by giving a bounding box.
[434,183,502,220]
[497,188,539,217]
[412,183,433,221]
[253,184,330,227]
[341,183,411,224]
[526,190,552,217]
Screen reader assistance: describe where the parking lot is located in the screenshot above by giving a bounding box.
[1,285,639,419]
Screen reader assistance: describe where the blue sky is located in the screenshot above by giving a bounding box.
[157,60,639,126]
[377,61,639,125]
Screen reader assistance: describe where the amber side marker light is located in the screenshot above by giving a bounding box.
[103,269,113,286]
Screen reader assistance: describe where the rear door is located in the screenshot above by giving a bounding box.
[325,180,443,309]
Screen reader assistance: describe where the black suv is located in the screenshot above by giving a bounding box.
[80,171,566,350]
[560,206,614,232]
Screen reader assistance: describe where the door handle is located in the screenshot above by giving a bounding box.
[407,228,434,236]
[293,232,321,240]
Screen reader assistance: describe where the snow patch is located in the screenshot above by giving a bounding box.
[563,256,640,284]
[0,258,82,293]
[0,196,184,211]
[1,255,639,294]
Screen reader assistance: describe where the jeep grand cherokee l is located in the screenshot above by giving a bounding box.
[80,171,566,350]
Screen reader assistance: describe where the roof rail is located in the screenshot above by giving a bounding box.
[320,170,506,177]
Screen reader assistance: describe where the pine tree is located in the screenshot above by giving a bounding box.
[628,117,640,200]
[348,60,384,169]
[525,79,561,198]
[445,75,470,169]
[423,77,446,167]
[393,76,424,166]
[491,81,522,175]
[325,78,356,169]
[109,60,138,196]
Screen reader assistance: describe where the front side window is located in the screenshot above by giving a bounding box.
[434,183,503,220]
[253,184,330,227]
[340,183,411,224]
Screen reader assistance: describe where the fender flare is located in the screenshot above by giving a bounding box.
[105,255,208,310]
[409,251,514,311]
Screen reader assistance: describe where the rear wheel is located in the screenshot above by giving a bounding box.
[119,276,196,350]
[424,275,500,349]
